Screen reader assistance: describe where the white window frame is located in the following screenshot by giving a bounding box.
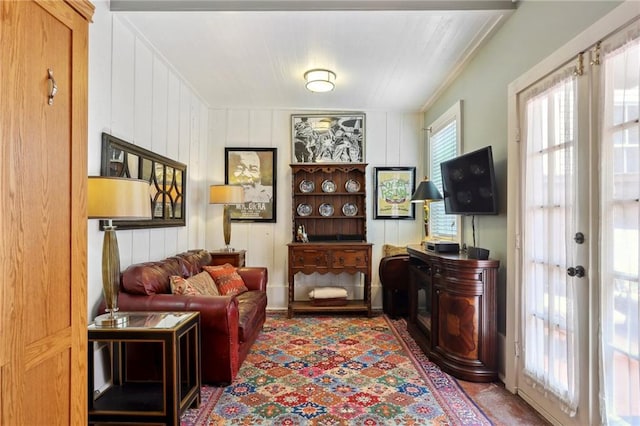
[428,100,462,242]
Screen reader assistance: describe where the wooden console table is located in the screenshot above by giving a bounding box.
[287,242,372,318]
[407,244,500,382]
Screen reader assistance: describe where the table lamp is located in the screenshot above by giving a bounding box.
[411,177,443,239]
[88,176,151,327]
[209,185,244,251]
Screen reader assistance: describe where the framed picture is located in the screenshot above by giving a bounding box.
[225,147,277,222]
[291,113,365,163]
[373,167,416,219]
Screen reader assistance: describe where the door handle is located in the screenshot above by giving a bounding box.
[47,68,57,105]
[567,265,585,278]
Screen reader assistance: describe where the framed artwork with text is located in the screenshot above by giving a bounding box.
[373,166,416,219]
[225,147,277,222]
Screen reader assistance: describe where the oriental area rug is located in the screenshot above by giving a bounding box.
[181,315,491,425]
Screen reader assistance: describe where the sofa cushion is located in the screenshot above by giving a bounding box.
[175,249,213,275]
[170,271,220,296]
[122,257,186,295]
[236,290,268,343]
[203,264,248,296]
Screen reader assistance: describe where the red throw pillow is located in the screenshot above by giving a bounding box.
[203,264,248,296]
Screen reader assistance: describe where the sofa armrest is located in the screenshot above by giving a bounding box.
[112,292,239,335]
[108,291,242,384]
[237,267,268,292]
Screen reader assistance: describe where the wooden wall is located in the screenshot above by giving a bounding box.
[88,7,210,316]
[206,110,423,309]
[88,2,425,313]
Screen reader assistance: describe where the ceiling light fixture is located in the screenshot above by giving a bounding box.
[304,68,336,93]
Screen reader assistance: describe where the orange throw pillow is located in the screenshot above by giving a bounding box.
[203,263,248,296]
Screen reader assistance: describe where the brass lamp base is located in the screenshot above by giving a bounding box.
[94,312,129,328]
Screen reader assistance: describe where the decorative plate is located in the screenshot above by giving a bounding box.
[321,179,336,193]
[318,203,334,217]
[342,203,358,216]
[299,180,315,193]
[345,179,361,193]
[296,203,312,216]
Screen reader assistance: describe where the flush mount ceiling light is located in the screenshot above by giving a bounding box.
[304,68,336,93]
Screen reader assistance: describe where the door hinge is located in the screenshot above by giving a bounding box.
[590,41,601,66]
[514,341,521,358]
[573,52,585,76]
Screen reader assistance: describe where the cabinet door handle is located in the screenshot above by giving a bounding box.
[47,68,58,106]
[339,257,344,264]
[298,257,304,263]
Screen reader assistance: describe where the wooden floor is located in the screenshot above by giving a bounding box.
[457,379,551,425]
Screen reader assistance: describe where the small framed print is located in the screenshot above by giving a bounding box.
[225,147,277,222]
[291,113,365,163]
[373,166,416,219]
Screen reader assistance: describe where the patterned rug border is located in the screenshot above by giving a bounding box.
[182,313,492,425]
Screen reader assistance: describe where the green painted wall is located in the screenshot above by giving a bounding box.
[424,1,622,334]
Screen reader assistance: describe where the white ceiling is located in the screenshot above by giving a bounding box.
[113,1,515,111]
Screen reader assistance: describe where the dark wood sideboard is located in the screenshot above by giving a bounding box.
[407,244,500,382]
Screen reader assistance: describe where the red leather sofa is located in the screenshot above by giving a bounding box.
[98,249,268,385]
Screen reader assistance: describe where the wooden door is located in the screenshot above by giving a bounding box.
[0,1,92,424]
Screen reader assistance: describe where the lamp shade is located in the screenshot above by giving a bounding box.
[88,176,151,219]
[304,69,336,93]
[209,185,244,204]
[410,179,443,203]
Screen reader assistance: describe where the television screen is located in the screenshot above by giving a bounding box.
[440,146,498,215]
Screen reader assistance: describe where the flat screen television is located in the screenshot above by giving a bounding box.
[440,146,498,215]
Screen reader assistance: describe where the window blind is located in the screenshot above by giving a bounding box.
[430,119,458,238]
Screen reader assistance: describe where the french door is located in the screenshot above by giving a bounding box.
[513,15,639,426]
[599,26,639,425]
[517,59,591,426]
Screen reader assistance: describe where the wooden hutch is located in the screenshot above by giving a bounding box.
[287,163,372,318]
